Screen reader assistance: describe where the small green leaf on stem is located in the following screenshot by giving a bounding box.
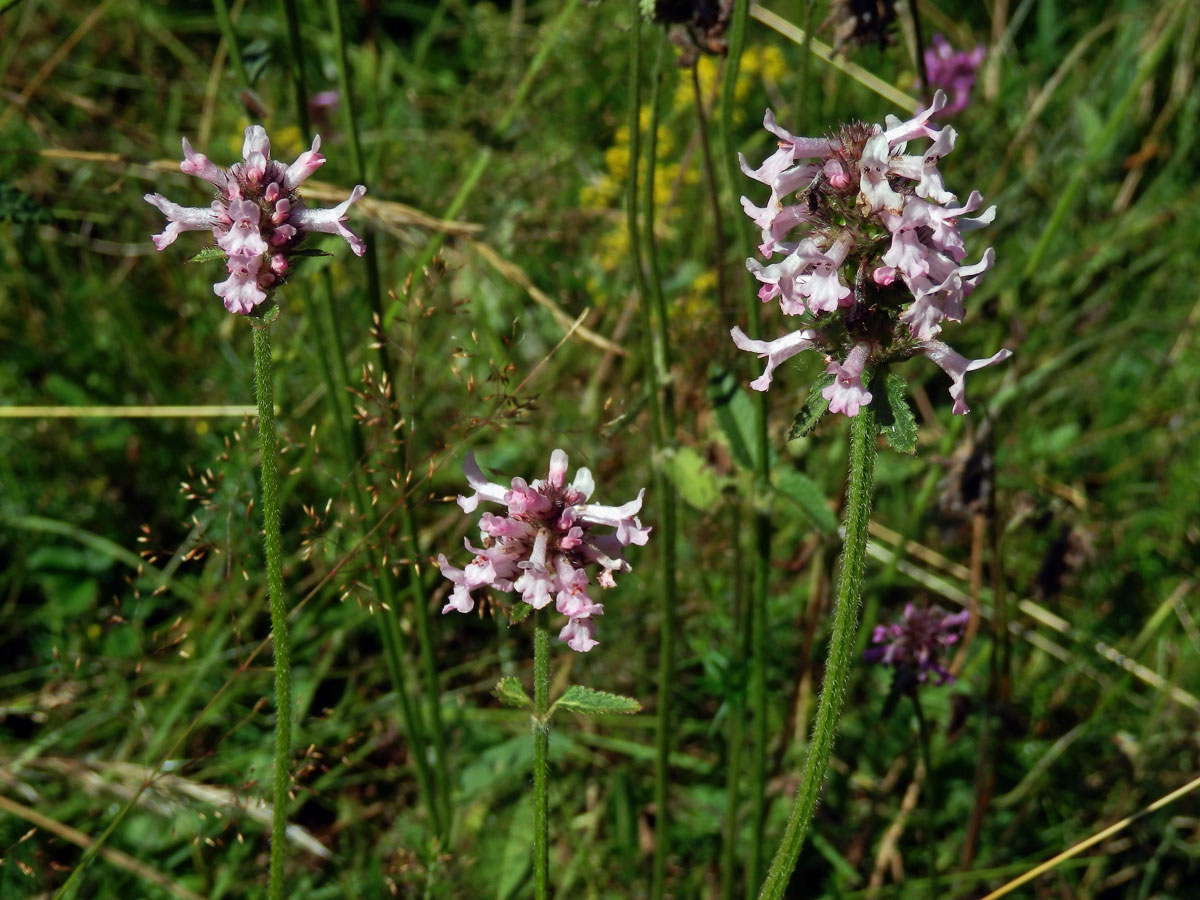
[876,371,918,455]
[187,246,227,264]
[552,686,642,716]
[508,602,534,626]
[788,373,835,441]
[494,676,533,709]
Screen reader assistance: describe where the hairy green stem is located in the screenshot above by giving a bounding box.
[253,322,291,900]
[758,408,877,900]
[533,608,551,900]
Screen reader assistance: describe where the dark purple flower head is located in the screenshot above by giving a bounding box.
[922,35,986,117]
[732,91,1011,417]
[865,603,969,686]
[145,126,365,315]
[439,450,650,653]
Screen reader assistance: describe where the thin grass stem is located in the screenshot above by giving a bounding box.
[633,26,681,900]
[326,0,450,826]
[211,0,248,89]
[717,1,774,890]
[691,63,729,329]
[269,0,446,837]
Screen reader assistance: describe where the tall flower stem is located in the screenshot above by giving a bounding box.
[628,18,680,900]
[252,319,292,900]
[758,407,877,900]
[532,608,552,900]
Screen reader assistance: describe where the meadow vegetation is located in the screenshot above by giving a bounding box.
[1,1,1198,898]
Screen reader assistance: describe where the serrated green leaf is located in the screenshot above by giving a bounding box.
[187,246,227,264]
[664,446,721,510]
[552,686,642,716]
[708,367,755,470]
[492,676,532,709]
[788,373,835,440]
[508,602,533,626]
[877,372,917,455]
[773,467,837,534]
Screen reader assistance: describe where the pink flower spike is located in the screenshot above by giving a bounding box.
[143,193,214,250]
[918,341,1013,414]
[213,254,268,315]
[822,343,874,417]
[180,138,228,190]
[439,448,649,651]
[284,135,325,190]
[146,125,369,314]
[730,325,821,392]
[291,185,367,256]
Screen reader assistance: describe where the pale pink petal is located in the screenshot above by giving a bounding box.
[291,185,367,255]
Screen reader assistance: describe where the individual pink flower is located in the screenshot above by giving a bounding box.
[916,341,1013,415]
[865,603,970,685]
[439,449,650,653]
[822,343,873,417]
[145,125,366,315]
[730,325,822,392]
[732,90,1011,418]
